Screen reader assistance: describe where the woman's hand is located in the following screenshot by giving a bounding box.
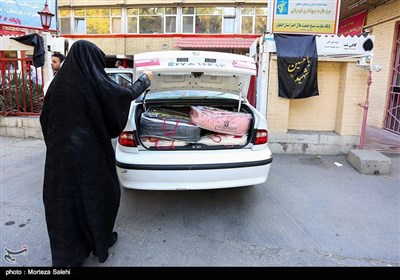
[143,70,153,81]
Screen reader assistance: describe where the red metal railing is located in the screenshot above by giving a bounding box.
[0,55,44,116]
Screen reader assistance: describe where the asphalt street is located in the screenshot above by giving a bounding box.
[0,136,399,267]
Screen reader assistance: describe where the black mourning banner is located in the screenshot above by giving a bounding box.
[11,34,45,68]
[274,34,319,99]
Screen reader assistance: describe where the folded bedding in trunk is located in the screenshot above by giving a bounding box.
[190,106,252,136]
[197,133,248,146]
[140,137,188,149]
[140,108,201,142]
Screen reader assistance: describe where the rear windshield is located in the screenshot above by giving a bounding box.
[145,90,241,100]
[107,72,133,88]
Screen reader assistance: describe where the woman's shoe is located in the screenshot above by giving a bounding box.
[92,231,118,256]
[109,232,118,248]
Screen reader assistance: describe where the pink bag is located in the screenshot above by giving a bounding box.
[190,106,252,136]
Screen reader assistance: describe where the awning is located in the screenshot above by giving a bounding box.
[174,37,257,49]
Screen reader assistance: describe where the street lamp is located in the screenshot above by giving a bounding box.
[38,1,54,31]
[37,1,55,91]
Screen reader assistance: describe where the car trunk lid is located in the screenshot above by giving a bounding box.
[134,50,256,106]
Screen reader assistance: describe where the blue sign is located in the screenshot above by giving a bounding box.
[276,0,288,15]
[0,0,56,29]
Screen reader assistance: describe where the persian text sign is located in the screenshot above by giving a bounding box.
[316,35,374,56]
[263,34,375,57]
[271,0,340,35]
[0,0,56,29]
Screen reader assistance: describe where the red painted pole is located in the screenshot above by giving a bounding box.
[359,70,372,149]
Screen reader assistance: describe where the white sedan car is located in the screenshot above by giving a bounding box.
[115,50,272,190]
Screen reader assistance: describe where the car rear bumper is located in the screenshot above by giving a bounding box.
[116,158,272,170]
[116,157,272,190]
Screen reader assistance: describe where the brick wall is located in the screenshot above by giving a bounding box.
[287,62,340,132]
[267,59,289,133]
[267,58,368,136]
[337,63,368,136]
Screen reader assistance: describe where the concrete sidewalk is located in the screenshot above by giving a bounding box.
[1,136,399,267]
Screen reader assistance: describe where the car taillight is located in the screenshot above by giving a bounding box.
[254,130,268,145]
[118,131,137,147]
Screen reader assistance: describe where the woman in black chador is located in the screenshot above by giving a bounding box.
[40,40,152,266]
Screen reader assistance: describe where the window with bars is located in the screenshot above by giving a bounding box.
[127,7,177,34]
[58,9,71,34]
[59,8,121,34]
[186,6,267,34]
[241,7,268,34]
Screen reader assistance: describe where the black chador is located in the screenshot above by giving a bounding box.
[40,40,150,266]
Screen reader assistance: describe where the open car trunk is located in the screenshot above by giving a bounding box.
[134,100,255,150]
[132,50,258,150]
